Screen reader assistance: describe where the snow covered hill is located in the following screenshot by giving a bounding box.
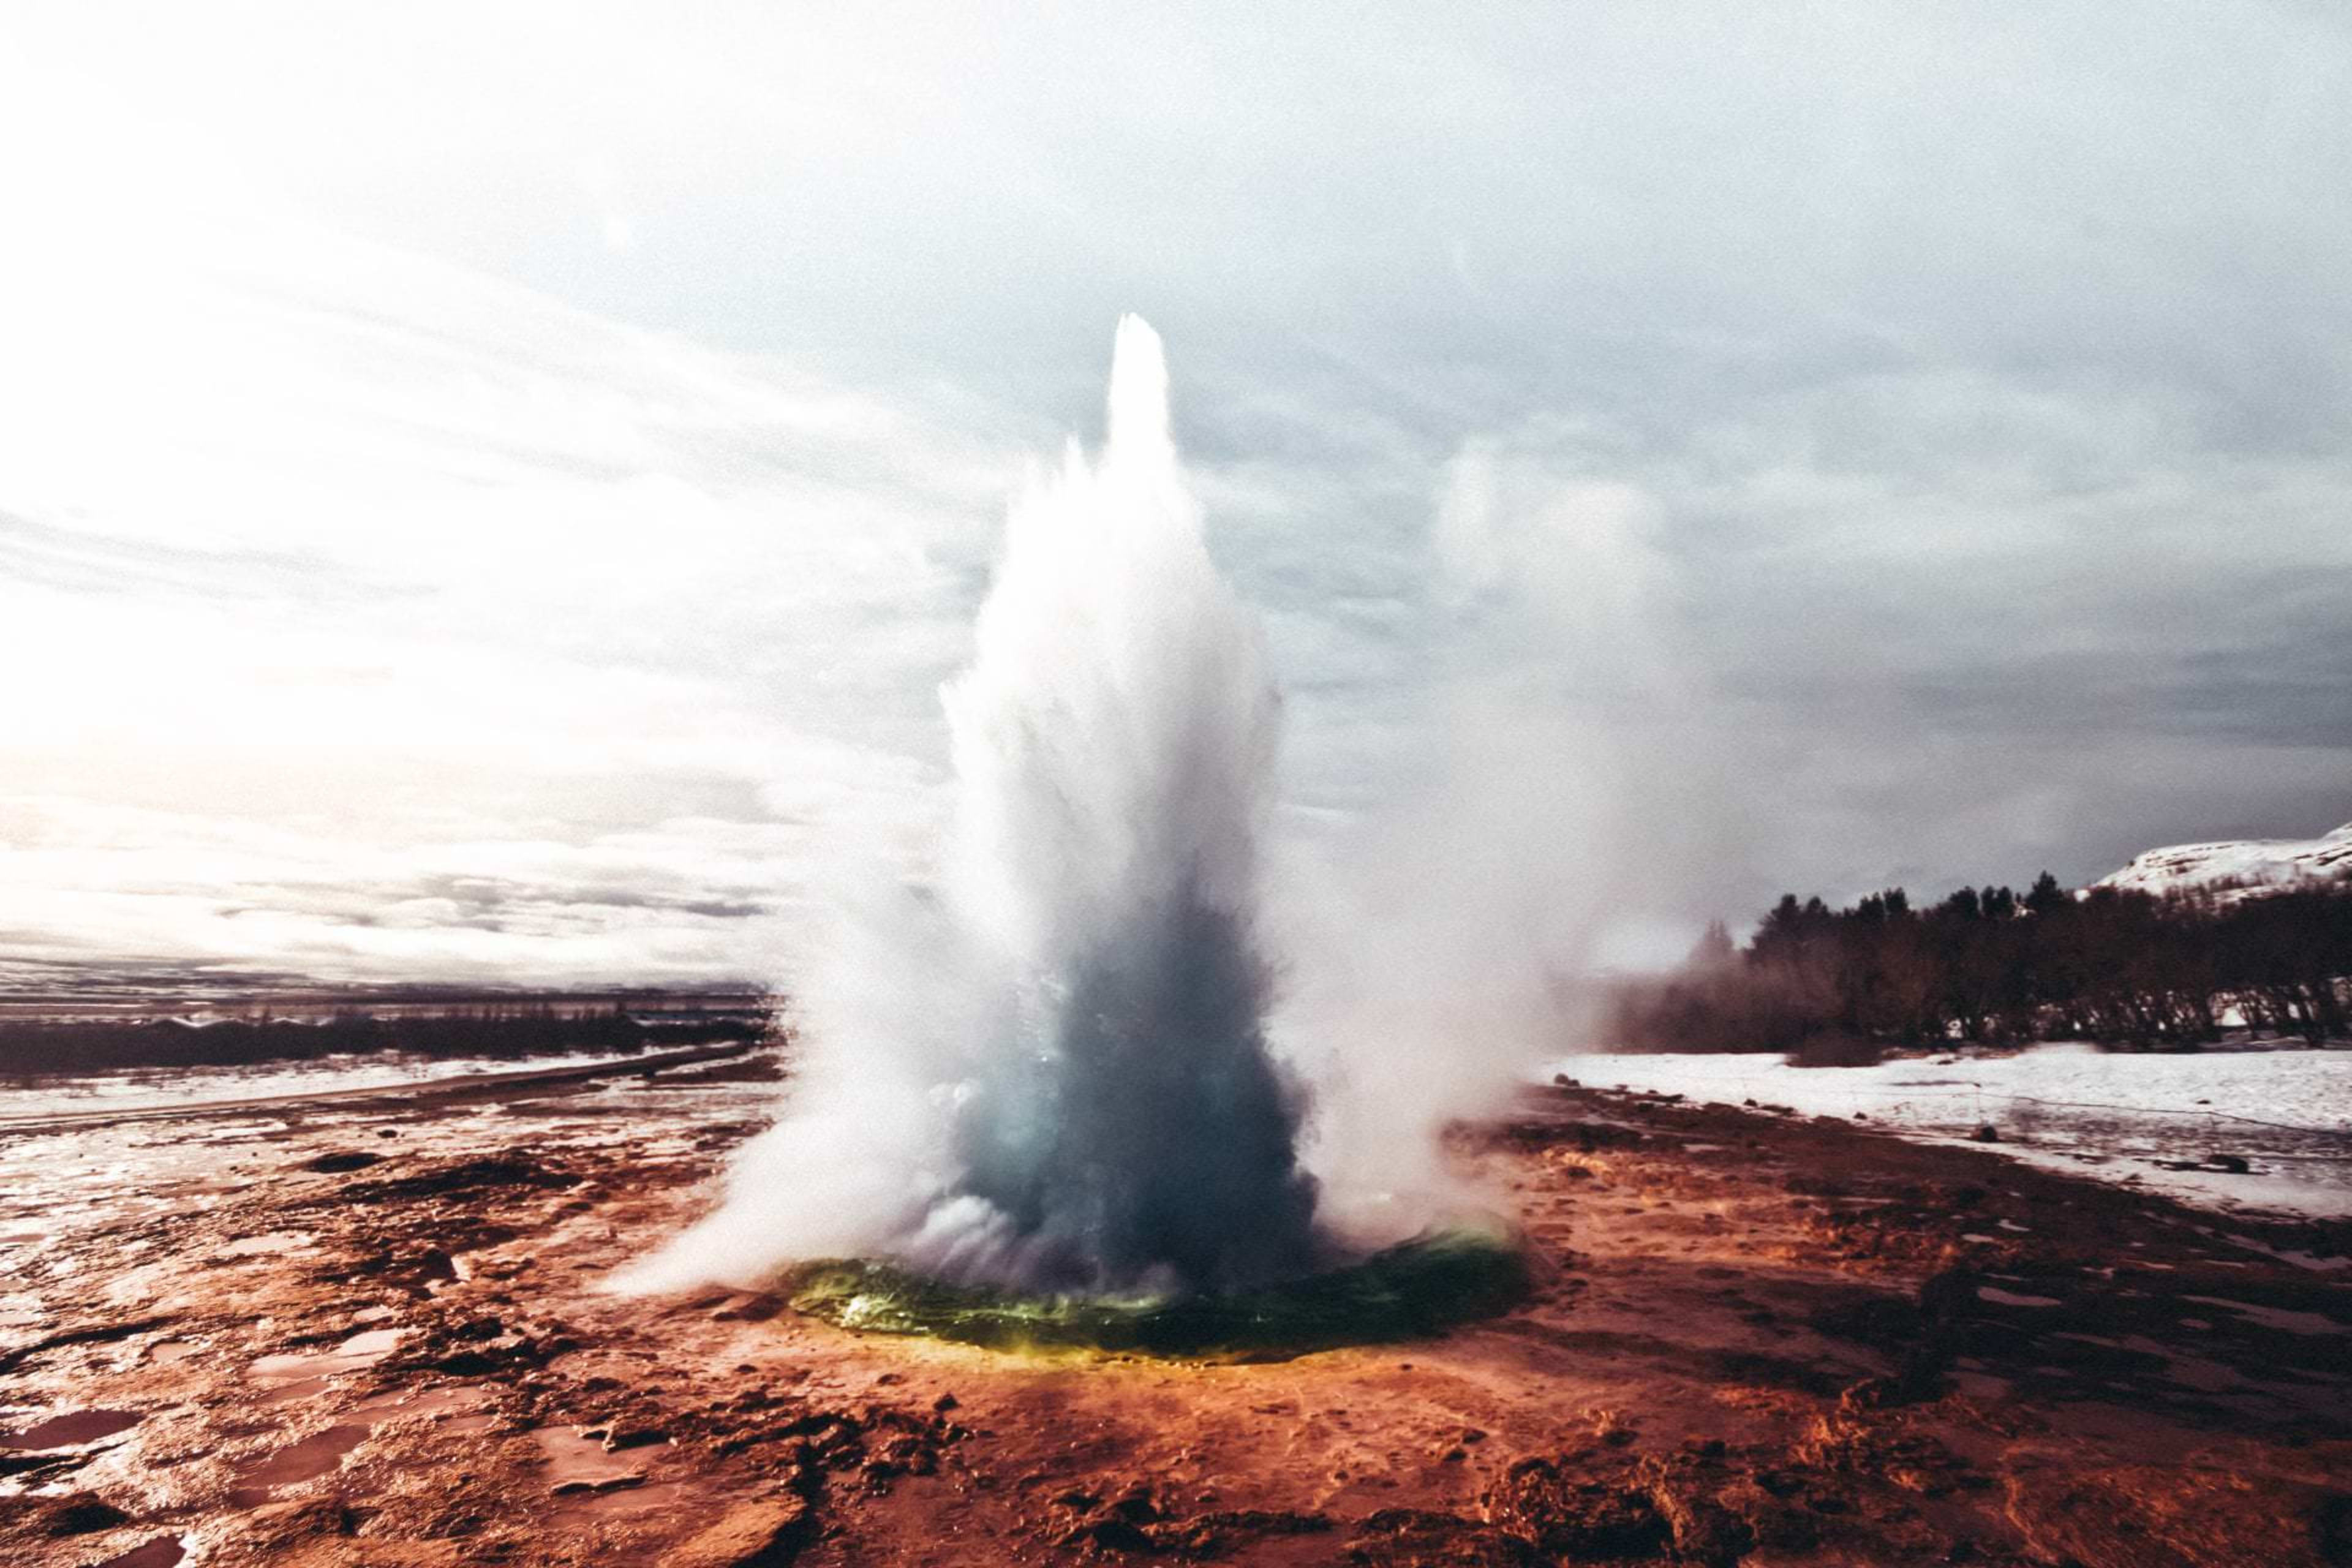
[2095,820,2352,897]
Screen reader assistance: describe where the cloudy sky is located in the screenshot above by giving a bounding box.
[2,1,2348,988]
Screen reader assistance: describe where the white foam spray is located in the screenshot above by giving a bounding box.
[632,317,1324,1295]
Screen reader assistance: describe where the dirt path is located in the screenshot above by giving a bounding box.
[1,1068,2346,1567]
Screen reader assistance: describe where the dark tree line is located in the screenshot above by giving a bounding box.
[0,1001,769,1079]
[1609,875,2352,1054]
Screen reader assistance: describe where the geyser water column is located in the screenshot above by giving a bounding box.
[924,314,1321,1292]
[636,317,1324,1298]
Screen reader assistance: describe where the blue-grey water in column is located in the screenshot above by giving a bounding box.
[638,317,1327,1299]
[926,316,1321,1292]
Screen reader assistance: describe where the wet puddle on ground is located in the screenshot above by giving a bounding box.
[222,1385,499,1506]
[228,1422,371,1505]
[248,1327,405,1389]
[2179,1295,2345,1336]
[352,1385,494,1427]
[1950,1368,2012,1401]
[0,1407,143,1448]
[550,1479,691,1527]
[217,1230,317,1259]
[1978,1286,2064,1308]
[532,1425,652,1495]
[2157,1351,2244,1393]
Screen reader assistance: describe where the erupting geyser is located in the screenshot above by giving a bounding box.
[638,317,1327,1298]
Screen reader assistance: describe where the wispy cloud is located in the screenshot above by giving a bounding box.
[1,4,2347,982]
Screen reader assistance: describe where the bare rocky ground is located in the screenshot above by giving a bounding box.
[2,1055,2348,1567]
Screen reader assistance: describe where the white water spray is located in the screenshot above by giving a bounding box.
[636,317,1324,1295]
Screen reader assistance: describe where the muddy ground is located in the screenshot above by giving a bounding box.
[2,1055,2347,1567]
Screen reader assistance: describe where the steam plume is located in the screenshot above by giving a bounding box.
[634,316,1321,1295]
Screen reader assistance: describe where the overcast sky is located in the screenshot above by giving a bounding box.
[2,2,2348,987]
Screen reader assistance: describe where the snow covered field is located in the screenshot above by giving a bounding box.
[1544,1042,2352,1220]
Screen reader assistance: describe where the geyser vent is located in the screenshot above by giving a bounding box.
[775,1223,1529,1361]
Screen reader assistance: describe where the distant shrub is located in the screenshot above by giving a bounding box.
[1787,1031,1886,1068]
[0,1003,769,1078]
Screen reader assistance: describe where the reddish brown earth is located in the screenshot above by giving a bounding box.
[2,1056,2347,1567]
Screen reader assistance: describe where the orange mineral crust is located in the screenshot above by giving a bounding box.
[1,1058,2345,1567]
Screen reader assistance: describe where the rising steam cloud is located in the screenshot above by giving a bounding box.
[633,317,1325,1295]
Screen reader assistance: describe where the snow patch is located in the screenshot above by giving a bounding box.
[1539,1043,2352,1219]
